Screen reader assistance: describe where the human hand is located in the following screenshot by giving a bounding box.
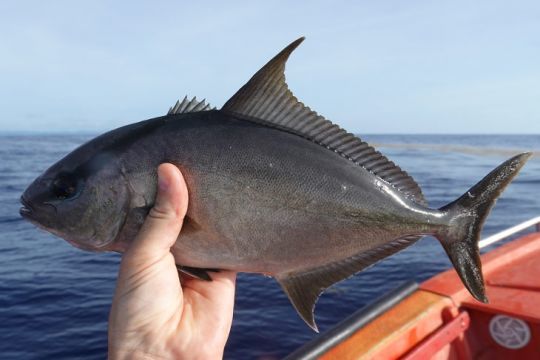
[108,164,237,360]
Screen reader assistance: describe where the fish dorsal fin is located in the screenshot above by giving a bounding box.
[167,96,215,115]
[222,38,426,206]
[277,235,421,331]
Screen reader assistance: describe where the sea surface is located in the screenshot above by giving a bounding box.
[0,134,539,359]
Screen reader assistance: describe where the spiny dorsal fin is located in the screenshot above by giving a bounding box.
[167,96,215,115]
[222,38,426,206]
[277,235,421,331]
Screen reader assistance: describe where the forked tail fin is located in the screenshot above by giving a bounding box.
[436,152,532,303]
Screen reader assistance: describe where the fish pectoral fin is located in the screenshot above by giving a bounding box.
[277,236,420,332]
[167,96,215,115]
[177,265,220,281]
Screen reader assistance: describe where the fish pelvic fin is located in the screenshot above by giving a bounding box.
[177,265,220,281]
[436,152,532,303]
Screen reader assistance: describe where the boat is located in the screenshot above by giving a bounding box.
[285,216,540,359]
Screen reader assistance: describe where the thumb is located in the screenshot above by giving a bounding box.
[126,163,189,262]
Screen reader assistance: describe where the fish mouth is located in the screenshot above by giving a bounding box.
[19,196,35,220]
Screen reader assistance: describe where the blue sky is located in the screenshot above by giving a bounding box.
[1,1,539,133]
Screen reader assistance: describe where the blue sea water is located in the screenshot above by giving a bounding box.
[0,134,539,359]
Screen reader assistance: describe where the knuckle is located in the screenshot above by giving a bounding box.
[148,204,174,221]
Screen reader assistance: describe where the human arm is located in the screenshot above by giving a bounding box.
[108,163,236,359]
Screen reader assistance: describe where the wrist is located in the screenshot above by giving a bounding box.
[108,345,224,360]
[108,349,162,360]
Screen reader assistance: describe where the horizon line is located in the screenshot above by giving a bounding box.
[1,130,539,136]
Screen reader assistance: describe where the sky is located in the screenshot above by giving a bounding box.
[1,1,539,134]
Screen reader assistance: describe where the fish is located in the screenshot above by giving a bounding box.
[20,37,531,331]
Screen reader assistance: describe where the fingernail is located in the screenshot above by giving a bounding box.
[158,171,169,192]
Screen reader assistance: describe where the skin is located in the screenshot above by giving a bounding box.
[109,164,236,359]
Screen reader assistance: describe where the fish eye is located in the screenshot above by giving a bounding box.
[52,173,79,200]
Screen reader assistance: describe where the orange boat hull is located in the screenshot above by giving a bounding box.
[288,231,540,359]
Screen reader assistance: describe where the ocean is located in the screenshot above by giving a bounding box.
[0,134,538,359]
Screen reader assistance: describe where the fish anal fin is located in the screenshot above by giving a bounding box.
[222,38,426,206]
[277,235,421,331]
[277,272,322,332]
